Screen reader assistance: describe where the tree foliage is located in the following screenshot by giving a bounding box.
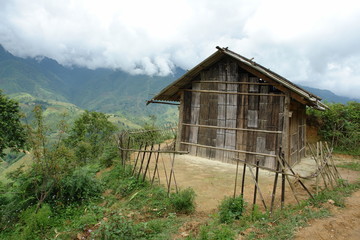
[307,101,360,155]
[0,90,27,156]
[66,110,117,163]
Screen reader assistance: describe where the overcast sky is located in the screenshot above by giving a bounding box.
[1,0,360,99]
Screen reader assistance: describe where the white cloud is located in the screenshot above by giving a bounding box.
[0,0,360,98]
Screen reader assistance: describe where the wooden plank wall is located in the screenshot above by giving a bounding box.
[180,57,305,169]
[289,100,306,166]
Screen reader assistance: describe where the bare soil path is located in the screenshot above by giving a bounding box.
[294,190,360,240]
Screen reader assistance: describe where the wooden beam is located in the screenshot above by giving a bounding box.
[176,91,184,151]
[182,123,282,134]
[184,89,285,97]
[192,81,271,85]
[180,142,277,157]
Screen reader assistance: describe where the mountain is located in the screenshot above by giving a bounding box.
[300,85,358,104]
[0,45,358,127]
[0,45,184,126]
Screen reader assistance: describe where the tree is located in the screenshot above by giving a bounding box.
[66,111,117,163]
[0,90,27,156]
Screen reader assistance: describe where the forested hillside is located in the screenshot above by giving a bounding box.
[0,45,182,126]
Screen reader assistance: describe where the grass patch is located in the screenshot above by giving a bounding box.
[337,161,360,171]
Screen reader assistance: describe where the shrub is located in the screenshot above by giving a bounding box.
[20,204,52,239]
[94,215,146,240]
[57,166,103,204]
[198,224,236,240]
[218,195,245,223]
[169,188,196,214]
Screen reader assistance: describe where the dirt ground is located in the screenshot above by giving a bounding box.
[294,190,360,240]
[147,153,359,213]
[136,149,360,239]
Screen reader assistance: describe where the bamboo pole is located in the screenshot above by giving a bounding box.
[308,143,328,189]
[132,142,143,175]
[281,155,286,209]
[276,157,300,204]
[151,144,161,184]
[180,142,276,158]
[137,143,148,180]
[143,144,154,182]
[191,81,272,85]
[282,157,314,199]
[184,89,285,97]
[233,158,240,198]
[241,162,247,197]
[270,160,279,214]
[247,165,267,211]
[161,154,169,188]
[252,160,260,209]
[182,123,282,134]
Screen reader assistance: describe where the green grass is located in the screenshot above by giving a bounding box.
[337,161,360,171]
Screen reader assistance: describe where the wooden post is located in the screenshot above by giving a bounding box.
[132,142,143,175]
[282,93,290,168]
[241,162,247,197]
[252,159,260,209]
[137,142,148,180]
[142,144,154,182]
[281,155,286,209]
[270,159,279,214]
[233,158,240,198]
[152,144,161,184]
[175,91,184,151]
[247,165,267,211]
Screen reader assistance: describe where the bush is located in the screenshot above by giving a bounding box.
[218,195,245,223]
[94,215,146,240]
[57,166,103,204]
[198,224,236,240]
[307,102,360,155]
[169,188,196,214]
[20,204,52,239]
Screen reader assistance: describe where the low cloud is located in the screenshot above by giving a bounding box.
[1,0,360,98]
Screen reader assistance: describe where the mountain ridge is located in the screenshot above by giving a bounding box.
[0,45,357,125]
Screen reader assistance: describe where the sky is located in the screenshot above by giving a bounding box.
[1,0,360,99]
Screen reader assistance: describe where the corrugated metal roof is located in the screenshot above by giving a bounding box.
[150,47,327,110]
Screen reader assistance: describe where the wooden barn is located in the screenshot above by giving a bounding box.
[148,47,327,169]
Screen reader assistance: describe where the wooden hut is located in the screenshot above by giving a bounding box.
[148,47,327,169]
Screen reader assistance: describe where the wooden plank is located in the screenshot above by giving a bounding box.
[247,110,258,128]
